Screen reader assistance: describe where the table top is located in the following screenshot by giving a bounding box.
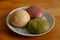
[0,0,60,40]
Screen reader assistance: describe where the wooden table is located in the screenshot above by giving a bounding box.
[0,0,60,40]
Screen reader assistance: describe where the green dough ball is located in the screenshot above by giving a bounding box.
[27,18,50,34]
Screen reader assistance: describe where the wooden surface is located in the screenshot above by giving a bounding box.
[0,0,60,40]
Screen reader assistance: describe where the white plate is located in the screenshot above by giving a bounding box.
[6,6,55,36]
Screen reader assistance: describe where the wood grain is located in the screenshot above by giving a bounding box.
[0,0,60,40]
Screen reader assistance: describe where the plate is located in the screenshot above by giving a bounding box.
[6,6,55,36]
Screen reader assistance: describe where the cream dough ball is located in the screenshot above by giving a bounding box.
[9,10,30,27]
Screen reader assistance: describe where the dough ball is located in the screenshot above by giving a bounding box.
[27,5,44,19]
[27,18,50,34]
[9,10,30,27]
